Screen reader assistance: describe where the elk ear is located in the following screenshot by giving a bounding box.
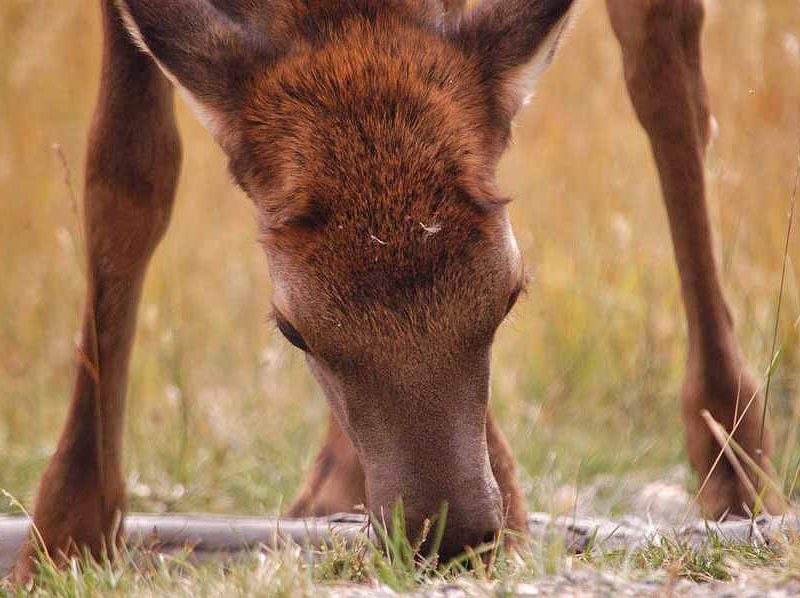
[454,0,574,124]
[116,0,279,151]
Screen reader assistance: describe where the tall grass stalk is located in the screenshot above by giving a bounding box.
[759,140,800,455]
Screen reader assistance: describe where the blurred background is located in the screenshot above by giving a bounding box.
[1,1,798,518]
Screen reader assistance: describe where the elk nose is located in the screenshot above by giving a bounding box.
[433,510,502,562]
[365,450,504,561]
[392,494,502,563]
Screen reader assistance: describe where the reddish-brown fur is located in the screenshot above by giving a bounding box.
[12,0,783,581]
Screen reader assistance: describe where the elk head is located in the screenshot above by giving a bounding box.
[118,0,573,558]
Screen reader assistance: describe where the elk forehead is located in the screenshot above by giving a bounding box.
[237,21,523,359]
[271,209,520,360]
[265,146,523,348]
[235,18,500,220]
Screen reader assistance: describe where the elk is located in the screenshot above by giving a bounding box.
[12,0,784,580]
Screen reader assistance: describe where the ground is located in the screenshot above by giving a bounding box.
[1,0,799,594]
[4,475,800,595]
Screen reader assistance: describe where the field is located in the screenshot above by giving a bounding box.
[1,0,799,594]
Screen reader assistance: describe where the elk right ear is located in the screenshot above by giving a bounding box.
[453,0,574,128]
[116,0,279,151]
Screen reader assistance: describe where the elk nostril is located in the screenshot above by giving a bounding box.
[481,530,497,545]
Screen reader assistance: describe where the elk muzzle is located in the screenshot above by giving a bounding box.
[304,326,507,560]
[364,446,504,560]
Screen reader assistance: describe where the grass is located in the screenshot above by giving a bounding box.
[1,512,798,596]
[1,0,800,593]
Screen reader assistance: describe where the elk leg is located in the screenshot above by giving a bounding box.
[605,0,782,517]
[13,2,181,581]
[287,412,527,535]
[285,414,367,517]
[486,412,527,534]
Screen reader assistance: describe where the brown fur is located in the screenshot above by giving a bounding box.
[12,0,781,581]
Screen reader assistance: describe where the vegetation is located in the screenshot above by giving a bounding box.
[1,0,799,593]
[2,513,798,595]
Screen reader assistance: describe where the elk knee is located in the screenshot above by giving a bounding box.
[609,0,708,136]
[486,415,526,532]
[84,84,182,272]
[287,415,366,517]
[609,0,705,41]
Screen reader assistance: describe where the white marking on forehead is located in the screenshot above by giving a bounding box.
[502,214,522,272]
[369,233,388,245]
[419,221,442,235]
[270,276,295,320]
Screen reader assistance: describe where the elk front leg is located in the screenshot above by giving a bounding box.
[606,0,782,517]
[285,414,367,517]
[12,2,181,581]
[287,412,527,535]
[486,412,527,535]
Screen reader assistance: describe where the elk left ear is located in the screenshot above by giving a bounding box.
[115,0,282,153]
[453,0,574,124]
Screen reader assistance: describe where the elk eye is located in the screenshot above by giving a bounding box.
[274,311,309,352]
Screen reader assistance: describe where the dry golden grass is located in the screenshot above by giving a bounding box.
[0,1,799,523]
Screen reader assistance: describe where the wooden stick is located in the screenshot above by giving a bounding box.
[1,511,797,577]
[0,512,367,576]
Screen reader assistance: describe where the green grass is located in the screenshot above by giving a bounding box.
[1,0,800,593]
[3,514,798,596]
